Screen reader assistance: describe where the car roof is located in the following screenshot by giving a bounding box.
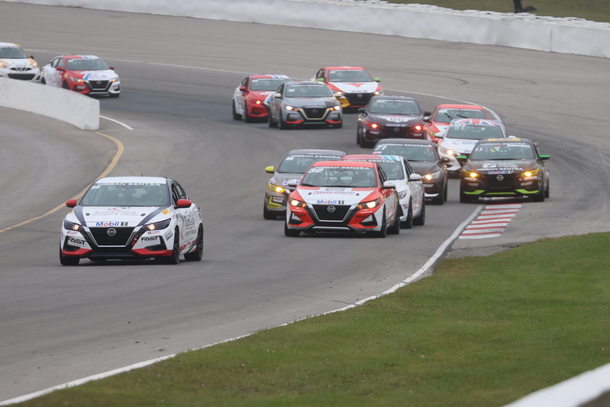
[0,42,23,48]
[478,137,531,144]
[374,138,435,146]
[310,160,376,169]
[61,55,100,60]
[435,104,485,110]
[249,74,290,79]
[285,81,327,86]
[94,176,170,184]
[342,154,401,162]
[322,66,367,71]
[286,149,346,156]
[449,118,500,126]
[369,95,416,102]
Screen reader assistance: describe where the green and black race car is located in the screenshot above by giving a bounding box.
[458,138,550,203]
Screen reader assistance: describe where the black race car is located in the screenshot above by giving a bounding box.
[459,138,550,203]
[372,139,450,205]
[357,96,430,148]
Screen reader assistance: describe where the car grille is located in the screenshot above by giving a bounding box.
[301,107,327,120]
[90,227,134,246]
[312,204,351,221]
[344,92,373,106]
[483,173,518,190]
[383,126,410,137]
[8,73,35,80]
[88,80,110,90]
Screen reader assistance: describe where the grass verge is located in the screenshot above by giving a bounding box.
[15,232,610,406]
[383,1,610,23]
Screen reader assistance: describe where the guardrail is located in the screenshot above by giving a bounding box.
[0,78,99,130]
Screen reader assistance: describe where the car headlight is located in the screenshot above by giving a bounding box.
[63,220,82,231]
[357,198,381,210]
[268,182,285,194]
[145,218,172,231]
[439,146,455,156]
[424,171,441,181]
[331,106,341,111]
[374,89,384,95]
[289,198,307,208]
[0,62,6,68]
[463,171,479,179]
[110,78,118,83]
[69,76,84,83]
[284,105,296,111]
[521,168,540,178]
[397,190,407,199]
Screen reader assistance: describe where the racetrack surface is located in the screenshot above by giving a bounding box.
[1,2,609,401]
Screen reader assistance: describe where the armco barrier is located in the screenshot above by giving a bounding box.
[0,78,99,130]
[3,0,610,58]
[2,1,609,406]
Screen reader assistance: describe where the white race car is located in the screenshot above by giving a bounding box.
[0,42,41,82]
[438,118,508,174]
[312,66,382,111]
[60,176,203,265]
[41,54,120,97]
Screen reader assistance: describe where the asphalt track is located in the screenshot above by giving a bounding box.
[1,2,610,401]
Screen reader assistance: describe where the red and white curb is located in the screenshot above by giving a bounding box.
[459,203,522,239]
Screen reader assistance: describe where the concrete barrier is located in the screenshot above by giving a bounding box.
[0,78,99,130]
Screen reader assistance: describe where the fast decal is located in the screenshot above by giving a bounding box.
[140,236,159,242]
[67,237,86,247]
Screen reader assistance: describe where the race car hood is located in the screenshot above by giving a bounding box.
[271,172,303,189]
[328,81,379,94]
[463,160,539,174]
[368,114,422,127]
[409,161,441,177]
[297,187,375,205]
[249,91,275,101]
[71,69,118,81]
[66,206,172,228]
[0,58,35,68]
[431,123,449,134]
[284,97,339,108]
[440,138,479,154]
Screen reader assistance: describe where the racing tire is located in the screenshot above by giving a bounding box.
[268,114,278,128]
[59,247,79,266]
[278,115,290,130]
[184,226,204,262]
[162,229,181,264]
[401,201,413,229]
[357,129,362,146]
[532,189,545,202]
[284,221,301,237]
[444,181,448,202]
[40,77,46,85]
[388,209,401,235]
[263,204,278,220]
[413,200,426,226]
[460,190,476,203]
[62,81,69,90]
[372,214,387,238]
[243,105,254,123]
[544,179,550,199]
[232,101,242,120]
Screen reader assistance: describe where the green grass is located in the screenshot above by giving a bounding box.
[384,0,610,23]
[16,232,610,406]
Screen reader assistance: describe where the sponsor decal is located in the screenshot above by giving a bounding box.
[92,209,139,216]
[162,209,170,215]
[282,179,301,185]
[95,221,128,227]
[140,236,159,242]
[317,200,345,204]
[165,231,173,240]
[67,237,86,246]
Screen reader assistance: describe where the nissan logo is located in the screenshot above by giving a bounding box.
[394,128,400,133]
[107,228,117,236]
[357,93,363,98]
[327,205,336,213]
[96,81,101,85]
[312,109,318,114]
[496,175,504,181]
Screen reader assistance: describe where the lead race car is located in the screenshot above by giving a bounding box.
[60,176,203,265]
[284,160,400,237]
[41,54,120,97]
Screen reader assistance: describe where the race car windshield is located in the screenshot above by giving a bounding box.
[80,183,171,207]
[285,84,333,98]
[368,100,420,115]
[375,145,437,162]
[0,46,29,59]
[470,143,536,160]
[435,109,486,123]
[278,155,342,173]
[376,162,404,180]
[328,70,372,82]
[302,167,377,188]
[250,79,288,91]
[445,125,504,140]
[66,58,109,71]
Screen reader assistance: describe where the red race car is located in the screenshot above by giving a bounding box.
[424,104,492,144]
[41,55,120,97]
[232,74,291,122]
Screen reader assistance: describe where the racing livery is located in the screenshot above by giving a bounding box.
[232,74,291,122]
[459,138,550,203]
[357,96,430,147]
[424,104,492,144]
[341,154,425,228]
[312,66,382,110]
[267,81,343,129]
[264,149,346,219]
[285,161,400,237]
[373,139,450,205]
[438,118,507,174]
[59,177,203,265]
[0,42,41,82]
[41,55,120,97]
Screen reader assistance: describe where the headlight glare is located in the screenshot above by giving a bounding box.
[146,218,172,231]
[358,198,381,210]
[63,220,82,231]
[290,199,307,208]
[268,182,285,194]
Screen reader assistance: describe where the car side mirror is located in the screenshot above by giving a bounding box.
[334,92,343,98]
[382,180,395,189]
[274,92,281,98]
[109,66,115,70]
[66,199,77,208]
[374,77,381,82]
[239,86,246,92]
[456,155,469,166]
[56,66,63,71]
[358,108,366,113]
[409,173,422,182]
[265,166,275,173]
[175,199,192,208]
[286,180,299,188]
[423,111,431,117]
[440,157,452,164]
[539,154,550,160]
[316,78,325,82]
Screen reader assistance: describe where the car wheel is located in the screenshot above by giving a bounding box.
[532,189,545,202]
[413,200,426,226]
[268,113,278,128]
[443,180,448,202]
[401,201,413,229]
[544,178,550,198]
[62,81,70,90]
[372,213,387,238]
[184,226,203,261]
[41,77,46,85]
[59,247,79,266]
[388,208,401,235]
[284,221,301,237]
[357,128,362,146]
[263,204,278,220]
[243,104,253,123]
[432,188,444,205]
[278,115,290,130]
[232,101,242,120]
